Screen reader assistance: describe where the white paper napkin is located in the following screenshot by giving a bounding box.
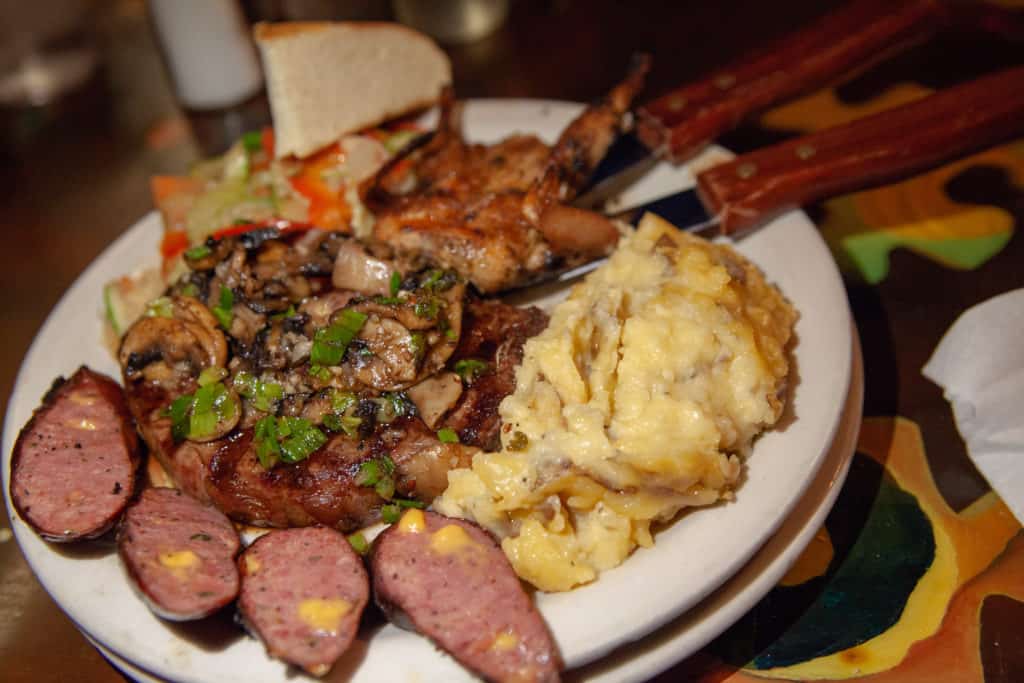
[922,289,1024,524]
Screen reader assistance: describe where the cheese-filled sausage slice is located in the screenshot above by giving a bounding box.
[118,487,241,620]
[10,366,140,542]
[238,527,369,677]
[371,510,562,683]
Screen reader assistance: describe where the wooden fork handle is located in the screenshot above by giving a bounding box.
[695,65,1024,235]
[637,0,947,161]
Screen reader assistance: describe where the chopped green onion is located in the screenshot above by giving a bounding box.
[241,130,263,153]
[347,532,369,555]
[394,498,425,509]
[232,370,257,396]
[420,269,457,292]
[254,381,282,411]
[414,298,439,320]
[197,367,227,387]
[308,364,332,382]
[437,427,459,444]
[376,392,410,424]
[374,296,402,305]
[321,413,343,432]
[189,381,237,439]
[212,285,234,329]
[185,244,211,260]
[389,271,401,297]
[338,415,362,437]
[270,305,297,321]
[163,394,195,443]
[163,381,238,443]
[254,415,280,468]
[254,416,326,468]
[233,371,282,411]
[408,332,425,358]
[454,359,489,383]
[375,476,396,500]
[103,284,122,335]
[445,327,458,341]
[330,389,357,413]
[383,129,419,154]
[180,283,199,298]
[381,504,401,524]
[356,460,381,487]
[421,269,443,290]
[311,309,368,366]
[356,456,398,497]
[145,297,173,319]
[278,417,327,463]
[508,431,529,451]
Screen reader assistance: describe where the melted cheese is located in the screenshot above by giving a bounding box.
[243,555,261,574]
[159,550,200,577]
[436,214,796,592]
[398,508,426,534]
[298,598,351,634]
[429,524,473,555]
[490,630,519,652]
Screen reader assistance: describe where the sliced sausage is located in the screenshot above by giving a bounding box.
[10,366,140,542]
[370,510,562,683]
[238,527,369,677]
[118,487,241,620]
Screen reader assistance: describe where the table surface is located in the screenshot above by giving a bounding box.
[1,1,1022,681]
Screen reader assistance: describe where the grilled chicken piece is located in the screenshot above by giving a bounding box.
[364,56,650,294]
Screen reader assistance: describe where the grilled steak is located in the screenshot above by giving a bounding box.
[117,230,546,533]
[444,300,549,450]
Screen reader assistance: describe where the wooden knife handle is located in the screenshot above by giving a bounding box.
[637,0,946,161]
[695,66,1024,235]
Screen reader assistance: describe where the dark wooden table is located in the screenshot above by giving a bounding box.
[2,1,1022,681]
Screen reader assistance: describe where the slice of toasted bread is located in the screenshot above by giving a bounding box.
[254,22,451,159]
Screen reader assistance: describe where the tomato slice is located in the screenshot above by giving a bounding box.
[160,230,189,261]
[289,143,352,231]
[211,219,315,241]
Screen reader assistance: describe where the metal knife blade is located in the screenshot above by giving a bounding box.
[573,132,661,210]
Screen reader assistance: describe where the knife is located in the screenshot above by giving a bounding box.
[597,64,1024,237]
[577,0,955,209]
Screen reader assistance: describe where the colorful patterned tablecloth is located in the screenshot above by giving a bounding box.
[657,22,1024,682]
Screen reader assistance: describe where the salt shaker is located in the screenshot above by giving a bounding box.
[148,0,262,111]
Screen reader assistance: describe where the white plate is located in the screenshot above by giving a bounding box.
[3,100,853,682]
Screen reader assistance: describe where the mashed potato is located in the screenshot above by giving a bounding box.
[434,214,797,592]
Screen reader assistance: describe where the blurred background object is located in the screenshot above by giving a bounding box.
[0,0,98,107]
[393,0,509,44]
[148,0,261,110]
[148,0,269,155]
